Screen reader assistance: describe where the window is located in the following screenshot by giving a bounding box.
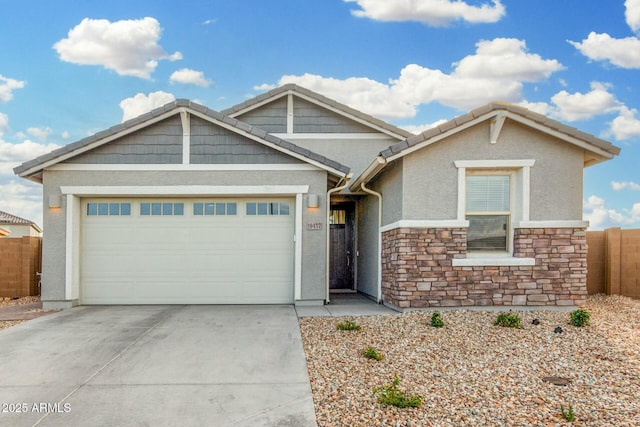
[87,202,131,216]
[465,175,510,251]
[246,202,290,216]
[140,202,184,216]
[193,202,237,216]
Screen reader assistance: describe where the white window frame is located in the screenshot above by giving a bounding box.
[453,160,536,267]
[465,171,513,253]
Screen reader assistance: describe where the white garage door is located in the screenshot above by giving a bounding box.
[81,198,295,304]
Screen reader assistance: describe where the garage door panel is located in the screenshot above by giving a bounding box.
[81,198,295,304]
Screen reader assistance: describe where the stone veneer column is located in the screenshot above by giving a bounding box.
[381,227,587,309]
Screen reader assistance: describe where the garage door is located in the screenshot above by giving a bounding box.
[80,198,295,304]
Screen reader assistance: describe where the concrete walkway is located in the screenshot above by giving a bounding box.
[0,305,316,427]
[295,292,398,317]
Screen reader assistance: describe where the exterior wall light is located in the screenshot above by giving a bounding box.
[49,194,61,208]
[307,194,319,208]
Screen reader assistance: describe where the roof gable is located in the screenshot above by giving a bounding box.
[223,84,413,139]
[14,100,350,182]
[350,102,621,191]
[0,210,42,233]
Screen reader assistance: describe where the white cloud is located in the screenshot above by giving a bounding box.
[53,17,182,79]
[583,195,640,229]
[612,181,640,191]
[169,68,212,87]
[61,131,70,140]
[609,106,640,140]
[626,0,640,33]
[0,113,8,135]
[0,139,61,176]
[401,119,448,135]
[550,82,623,121]
[26,127,53,141]
[0,75,26,103]
[0,180,44,228]
[345,0,505,26]
[119,91,176,122]
[569,32,640,69]
[260,38,563,119]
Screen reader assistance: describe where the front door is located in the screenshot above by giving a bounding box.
[329,203,355,290]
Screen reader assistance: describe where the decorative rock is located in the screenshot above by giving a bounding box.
[554,326,563,333]
[542,376,572,386]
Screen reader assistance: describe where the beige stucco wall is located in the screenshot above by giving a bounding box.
[400,120,585,222]
[41,168,329,305]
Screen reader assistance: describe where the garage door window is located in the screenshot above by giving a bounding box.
[140,202,184,216]
[193,202,237,216]
[246,202,290,216]
[87,202,131,216]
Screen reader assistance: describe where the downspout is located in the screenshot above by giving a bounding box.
[325,174,352,304]
[360,182,383,304]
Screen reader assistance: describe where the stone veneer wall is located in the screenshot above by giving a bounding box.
[381,227,587,309]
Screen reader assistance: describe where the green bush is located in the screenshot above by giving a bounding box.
[430,311,445,328]
[570,308,591,327]
[494,312,522,328]
[373,374,423,408]
[362,346,384,361]
[336,317,362,331]
[560,404,576,422]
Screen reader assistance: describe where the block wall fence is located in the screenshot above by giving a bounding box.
[587,228,640,299]
[0,236,42,298]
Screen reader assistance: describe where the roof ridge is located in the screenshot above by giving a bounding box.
[0,210,37,225]
[14,99,350,179]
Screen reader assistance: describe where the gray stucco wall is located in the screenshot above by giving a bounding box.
[41,169,329,304]
[371,159,403,225]
[356,194,380,298]
[401,120,585,221]
[284,136,397,178]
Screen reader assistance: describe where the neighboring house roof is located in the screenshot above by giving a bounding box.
[0,210,42,233]
[350,102,621,191]
[222,84,414,140]
[14,99,351,183]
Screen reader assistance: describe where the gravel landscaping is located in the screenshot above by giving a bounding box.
[0,296,40,331]
[299,295,640,426]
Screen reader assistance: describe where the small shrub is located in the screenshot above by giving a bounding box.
[430,311,445,328]
[494,312,522,328]
[362,346,384,361]
[560,404,576,422]
[570,308,590,327]
[373,374,423,408]
[336,317,362,331]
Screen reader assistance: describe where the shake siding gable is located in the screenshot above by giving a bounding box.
[189,116,301,164]
[66,116,183,164]
[292,98,374,134]
[234,97,288,133]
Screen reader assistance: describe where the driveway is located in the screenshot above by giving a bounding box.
[0,305,317,427]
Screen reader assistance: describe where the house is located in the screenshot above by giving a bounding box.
[0,210,42,238]
[14,85,620,310]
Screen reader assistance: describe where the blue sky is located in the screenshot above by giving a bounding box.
[1,0,639,229]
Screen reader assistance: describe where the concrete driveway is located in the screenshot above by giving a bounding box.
[0,305,317,427]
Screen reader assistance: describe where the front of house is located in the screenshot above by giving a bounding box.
[15,85,620,310]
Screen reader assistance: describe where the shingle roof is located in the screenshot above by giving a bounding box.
[14,99,350,178]
[380,102,620,159]
[0,210,42,232]
[222,84,414,139]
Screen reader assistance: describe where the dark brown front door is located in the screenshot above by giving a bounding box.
[329,204,355,290]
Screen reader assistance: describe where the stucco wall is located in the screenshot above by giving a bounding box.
[371,159,403,225]
[401,120,585,221]
[287,136,397,180]
[41,169,329,304]
[355,194,380,299]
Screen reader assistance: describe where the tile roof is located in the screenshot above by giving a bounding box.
[380,102,621,159]
[0,210,41,232]
[14,99,350,178]
[222,84,414,139]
